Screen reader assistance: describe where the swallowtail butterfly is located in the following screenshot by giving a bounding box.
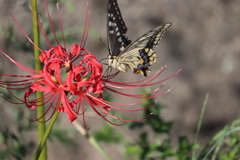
[107,0,171,76]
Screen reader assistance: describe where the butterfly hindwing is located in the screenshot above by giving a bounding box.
[107,0,131,57]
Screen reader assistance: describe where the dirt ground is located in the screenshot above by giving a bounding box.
[0,0,240,160]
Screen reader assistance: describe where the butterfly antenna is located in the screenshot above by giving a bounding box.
[102,63,110,76]
[102,65,112,84]
[100,38,108,51]
[99,58,108,63]
[107,67,114,82]
[120,72,127,86]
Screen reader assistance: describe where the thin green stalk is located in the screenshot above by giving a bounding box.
[211,137,223,160]
[192,93,209,160]
[202,127,240,160]
[30,0,47,159]
[73,122,112,160]
[198,119,240,158]
[33,111,59,160]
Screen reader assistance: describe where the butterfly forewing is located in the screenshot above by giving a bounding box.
[107,0,131,57]
[122,23,172,52]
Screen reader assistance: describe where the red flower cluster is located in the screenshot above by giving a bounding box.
[1,44,106,122]
[0,1,182,128]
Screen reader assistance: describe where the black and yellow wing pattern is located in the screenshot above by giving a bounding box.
[107,0,171,76]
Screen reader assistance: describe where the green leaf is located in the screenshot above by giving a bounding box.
[93,124,123,143]
[125,146,141,155]
[51,129,78,147]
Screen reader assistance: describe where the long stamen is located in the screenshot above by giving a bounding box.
[0,50,41,75]
[39,15,53,48]
[80,2,90,48]
[71,3,90,62]
[45,0,60,46]
[29,6,53,48]
[8,12,43,53]
[56,3,66,49]
[87,93,156,111]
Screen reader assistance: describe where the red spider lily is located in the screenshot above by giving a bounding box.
[0,0,182,128]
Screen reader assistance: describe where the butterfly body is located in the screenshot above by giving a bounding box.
[109,48,156,74]
[107,0,171,76]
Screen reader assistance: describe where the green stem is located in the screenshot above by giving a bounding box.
[33,112,59,160]
[192,93,209,160]
[30,0,47,159]
[73,122,112,160]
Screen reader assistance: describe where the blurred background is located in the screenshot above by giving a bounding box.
[0,0,240,159]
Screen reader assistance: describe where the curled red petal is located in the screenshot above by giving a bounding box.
[24,89,36,109]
